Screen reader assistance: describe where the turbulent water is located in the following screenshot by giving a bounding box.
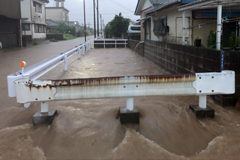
[0,48,240,159]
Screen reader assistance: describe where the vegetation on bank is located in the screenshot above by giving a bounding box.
[63,34,77,40]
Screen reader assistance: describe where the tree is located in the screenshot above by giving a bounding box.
[104,22,111,38]
[56,23,76,35]
[108,13,129,38]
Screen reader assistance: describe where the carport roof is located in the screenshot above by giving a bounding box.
[178,0,240,11]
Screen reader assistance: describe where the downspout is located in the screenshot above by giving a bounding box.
[216,5,222,50]
[30,0,33,41]
[182,11,185,45]
[20,0,22,47]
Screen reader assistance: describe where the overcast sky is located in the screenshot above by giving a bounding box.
[46,0,140,28]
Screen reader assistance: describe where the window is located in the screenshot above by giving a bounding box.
[34,24,46,33]
[34,24,39,33]
[33,2,42,13]
[22,24,30,31]
[131,27,140,31]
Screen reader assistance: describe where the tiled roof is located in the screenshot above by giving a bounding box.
[149,0,179,7]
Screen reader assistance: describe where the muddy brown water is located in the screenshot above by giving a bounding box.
[0,47,240,159]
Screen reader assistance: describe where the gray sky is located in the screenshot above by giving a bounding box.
[46,0,140,28]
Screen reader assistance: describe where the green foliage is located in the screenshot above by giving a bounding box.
[33,40,38,45]
[195,36,201,40]
[207,30,216,48]
[105,13,129,38]
[63,34,77,40]
[228,32,240,50]
[50,38,58,42]
[104,23,112,38]
[57,23,76,35]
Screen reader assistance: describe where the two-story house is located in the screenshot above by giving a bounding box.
[46,0,69,22]
[21,0,49,43]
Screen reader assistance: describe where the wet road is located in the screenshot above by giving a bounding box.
[0,41,240,159]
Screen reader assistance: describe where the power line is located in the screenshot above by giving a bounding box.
[106,0,134,12]
[69,11,133,15]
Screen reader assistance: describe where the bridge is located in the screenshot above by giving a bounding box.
[7,38,235,125]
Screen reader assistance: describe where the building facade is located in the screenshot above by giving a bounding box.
[46,0,69,21]
[21,0,49,42]
[0,0,21,48]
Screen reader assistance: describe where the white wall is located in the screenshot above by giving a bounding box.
[21,0,31,21]
[142,0,151,10]
[46,8,69,21]
[32,0,47,24]
[149,8,192,45]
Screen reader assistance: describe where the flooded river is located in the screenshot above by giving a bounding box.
[0,48,240,159]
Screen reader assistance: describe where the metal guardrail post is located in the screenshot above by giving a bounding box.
[82,46,85,55]
[126,98,134,111]
[64,54,68,71]
[199,95,207,108]
[78,47,81,59]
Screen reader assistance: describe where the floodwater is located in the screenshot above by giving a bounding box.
[1,47,240,159]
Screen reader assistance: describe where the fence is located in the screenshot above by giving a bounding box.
[129,39,240,107]
[94,39,128,49]
[46,34,64,40]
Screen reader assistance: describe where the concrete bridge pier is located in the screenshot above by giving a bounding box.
[119,98,139,124]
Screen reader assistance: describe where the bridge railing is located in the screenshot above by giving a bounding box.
[94,39,128,49]
[7,41,91,99]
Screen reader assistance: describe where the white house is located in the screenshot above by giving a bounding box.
[135,0,240,47]
[21,0,49,42]
[135,0,193,45]
[46,0,69,22]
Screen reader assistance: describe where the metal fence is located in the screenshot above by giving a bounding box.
[94,39,128,49]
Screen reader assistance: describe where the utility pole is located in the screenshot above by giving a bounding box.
[84,0,86,42]
[100,14,102,35]
[93,0,96,38]
[97,0,99,36]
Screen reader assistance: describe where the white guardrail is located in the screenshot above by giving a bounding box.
[7,41,91,99]
[13,71,235,112]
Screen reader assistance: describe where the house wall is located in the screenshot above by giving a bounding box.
[140,7,153,41]
[149,8,192,45]
[0,0,21,47]
[0,17,20,47]
[21,0,31,22]
[192,19,216,47]
[142,0,151,10]
[0,0,21,19]
[21,0,48,40]
[32,0,47,24]
[46,8,69,21]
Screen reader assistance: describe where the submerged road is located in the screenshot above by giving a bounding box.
[0,39,240,159]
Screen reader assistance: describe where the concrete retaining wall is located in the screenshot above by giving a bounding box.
[129,39,240,107]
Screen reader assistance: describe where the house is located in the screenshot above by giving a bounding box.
[20,0,49,43]
[46,0,81,35]
[46,19,82,36]
[46,0,69,21]
[135,0,240,47]
[0,0,21,48]
[135,0,192,44]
